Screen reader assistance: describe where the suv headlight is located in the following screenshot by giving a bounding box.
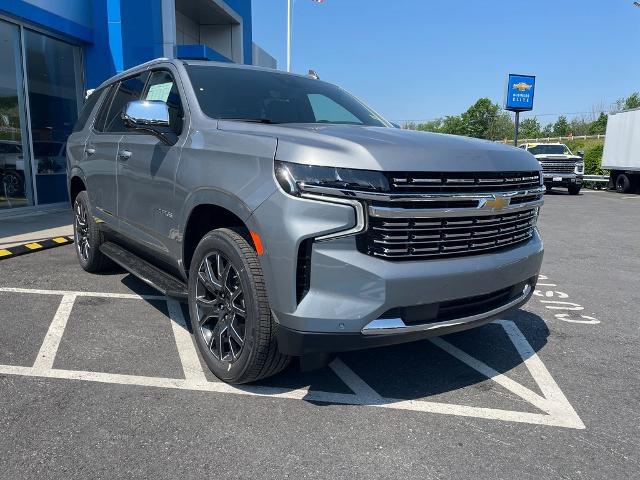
[574,161,584,175]
[274,160,380,241]
[274,160,389,196]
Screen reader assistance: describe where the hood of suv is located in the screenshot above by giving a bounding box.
[218,122,540,172]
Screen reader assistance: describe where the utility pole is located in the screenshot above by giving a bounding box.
[287,0,324,73]
[287,0,292,72]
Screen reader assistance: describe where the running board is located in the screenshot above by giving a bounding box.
[99,242,188,299]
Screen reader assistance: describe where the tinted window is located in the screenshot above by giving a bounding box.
[144,70,184,135]
[93,85,114,132]
[308,94,361,124]
[72,88,105,133]
[527,144,572,155]
[103,74,148,133]
[185,65,388,126]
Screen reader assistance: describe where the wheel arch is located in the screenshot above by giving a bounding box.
[182,202,257,275]
[69,174,87,205]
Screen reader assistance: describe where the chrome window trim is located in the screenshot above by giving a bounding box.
[361,284,532,335]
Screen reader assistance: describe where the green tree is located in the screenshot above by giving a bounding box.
[614,92,640,111]
[488,112,515,141]
[553,116,570,136]
[624,92,640,110]
[541,123,554,137]
[583,144,605,175]
[460,98,500,139]
[440,115,466,135]
[588,112,608,135]
[415,118,444,133]
[519,118,541,139]
[570,117,590,136]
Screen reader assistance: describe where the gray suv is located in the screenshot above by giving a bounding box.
[67,58,544,384]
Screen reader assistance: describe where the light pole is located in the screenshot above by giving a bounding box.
[287,0,324,72]
[287,0,292,72]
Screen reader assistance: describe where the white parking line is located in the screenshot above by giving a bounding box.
[166,299,208,382]
[430,336,552,413]
[0,286,165,301]
[0,286,585,429]
[329,358,383,404]
[32,294,76,372]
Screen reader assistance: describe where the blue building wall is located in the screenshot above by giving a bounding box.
[120,0,164,71]
[0,0,93,42]
[0,0,254,89]
[224,0,253,65]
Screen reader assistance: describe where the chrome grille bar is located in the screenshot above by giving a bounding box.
[369,199,543,218]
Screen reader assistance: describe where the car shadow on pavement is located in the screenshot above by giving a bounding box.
[116,271,550,403]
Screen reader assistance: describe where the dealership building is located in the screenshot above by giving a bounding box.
[0,0,273,214]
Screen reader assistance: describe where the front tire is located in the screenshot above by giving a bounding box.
[73,191,111,272]
[568,184,581,195]
[188,228,290,384]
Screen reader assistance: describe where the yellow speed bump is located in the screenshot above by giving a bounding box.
[0,236,73,260]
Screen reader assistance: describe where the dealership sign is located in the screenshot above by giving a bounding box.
[505,74,536,112]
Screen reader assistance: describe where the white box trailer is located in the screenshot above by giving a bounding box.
[602,108,640,193]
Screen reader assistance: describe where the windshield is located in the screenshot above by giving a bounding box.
[527,144,572,155]
[185,65,389,127]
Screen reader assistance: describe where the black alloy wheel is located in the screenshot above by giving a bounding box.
[195,251,247,363]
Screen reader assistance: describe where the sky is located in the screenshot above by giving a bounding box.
[251,0,640,125]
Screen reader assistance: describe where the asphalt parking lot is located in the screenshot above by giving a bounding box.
[1,189,639,479]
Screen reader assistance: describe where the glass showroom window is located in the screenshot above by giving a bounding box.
[24,29,82,204]
[0,19,33,210]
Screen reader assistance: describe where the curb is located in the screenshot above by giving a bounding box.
[0,236,74,260]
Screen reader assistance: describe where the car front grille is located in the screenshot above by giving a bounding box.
[387,171,541,192]
[359,208,537,260]
[302,170,544,262]
[539,161,576,174]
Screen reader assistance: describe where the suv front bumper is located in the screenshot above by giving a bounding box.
[250,189,544,355]
[543,173,583,188]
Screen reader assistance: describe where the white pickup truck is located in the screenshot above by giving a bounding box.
[520,143,584,195]
[602,108,640,194]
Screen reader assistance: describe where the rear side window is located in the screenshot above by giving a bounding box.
[72,88,105,133]
[144,70,184,135]
[102,73,148,133]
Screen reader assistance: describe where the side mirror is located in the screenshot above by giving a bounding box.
[122,100,176,145]
[577,150,585,158]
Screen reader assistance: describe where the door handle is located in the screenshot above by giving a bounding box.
[118,149,132,160]
[85,146,96,156]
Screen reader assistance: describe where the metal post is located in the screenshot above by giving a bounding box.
[287,0,292,72]
[514,111,520,147]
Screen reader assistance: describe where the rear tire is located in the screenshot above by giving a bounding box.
[568,184,581,195]
[73,191,111,272]
[615,174,632,194]
[188,228,290,384]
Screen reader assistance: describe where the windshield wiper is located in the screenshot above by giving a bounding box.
[218,117,279,124]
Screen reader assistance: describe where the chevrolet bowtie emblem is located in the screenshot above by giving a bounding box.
[513,82,533,92]
[480,195,511,211]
